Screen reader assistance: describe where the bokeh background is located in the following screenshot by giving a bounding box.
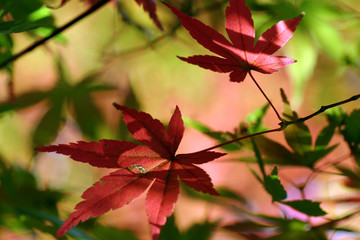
[0,0,360,239]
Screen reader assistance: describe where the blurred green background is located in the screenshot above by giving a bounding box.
[0,0,360,239]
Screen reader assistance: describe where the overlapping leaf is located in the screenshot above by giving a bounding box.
[36,105,225,240]
[164,0,303,82]
[281,89,337,168]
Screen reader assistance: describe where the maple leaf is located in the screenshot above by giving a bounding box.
[135,0,163,30]
[164,0,303,82]
[36,105,225,240]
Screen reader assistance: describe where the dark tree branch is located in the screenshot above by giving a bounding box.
[191,93,360,154]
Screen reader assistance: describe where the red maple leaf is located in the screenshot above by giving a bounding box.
[164,0,303,82]
[135,0,163,30]
[36,105,225,240]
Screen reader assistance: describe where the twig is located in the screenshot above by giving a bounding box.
[192,127,283,153]
[285,93,360,125]
[192,93,360,153]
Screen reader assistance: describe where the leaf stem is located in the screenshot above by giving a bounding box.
[0,0,111,69]
[249,71,282,121]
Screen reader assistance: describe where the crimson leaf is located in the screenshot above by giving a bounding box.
[164,0,303,82]
[36,105,225,240]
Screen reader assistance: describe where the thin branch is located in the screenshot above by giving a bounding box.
[191,93,360,154]
[286,93,360,125]
[249,71,282,121]
[191,127,283,154]
[0,0,111,69]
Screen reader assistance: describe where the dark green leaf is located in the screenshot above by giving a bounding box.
[0,166,63,213]
[181,220,217,240]
[0,17,53,34]
[159,215,180,240]
[216,187,247,204]
[223,221,271,233]
[93,225,138,240]
[72,94,104,139]
[264,167,287,202]
[281,200,327,216]
[0,91,48,113]
[251,139,265,177]
[281,89,315,167]
[160,215,217,240]
[281,90,312,155]
[0,34,14,72]
[253,136,298,165]
[337,167,360,189]
[245,104,269,133]
[33,100,64,147]
[344,109,360,145]
[325,107,346,126]
[306,145,337,164]
[267,229,327,240]
[284,123,312,158]
[14,207,91,239]
[280,88,298,121]
[6,0,44,19]
[0,0,24,18]
[315,123,336,149]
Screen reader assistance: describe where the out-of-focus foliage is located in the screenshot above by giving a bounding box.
[0,56,114,147]
[0,0,360,239]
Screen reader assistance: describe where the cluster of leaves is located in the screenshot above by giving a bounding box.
[185,96,360,238]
